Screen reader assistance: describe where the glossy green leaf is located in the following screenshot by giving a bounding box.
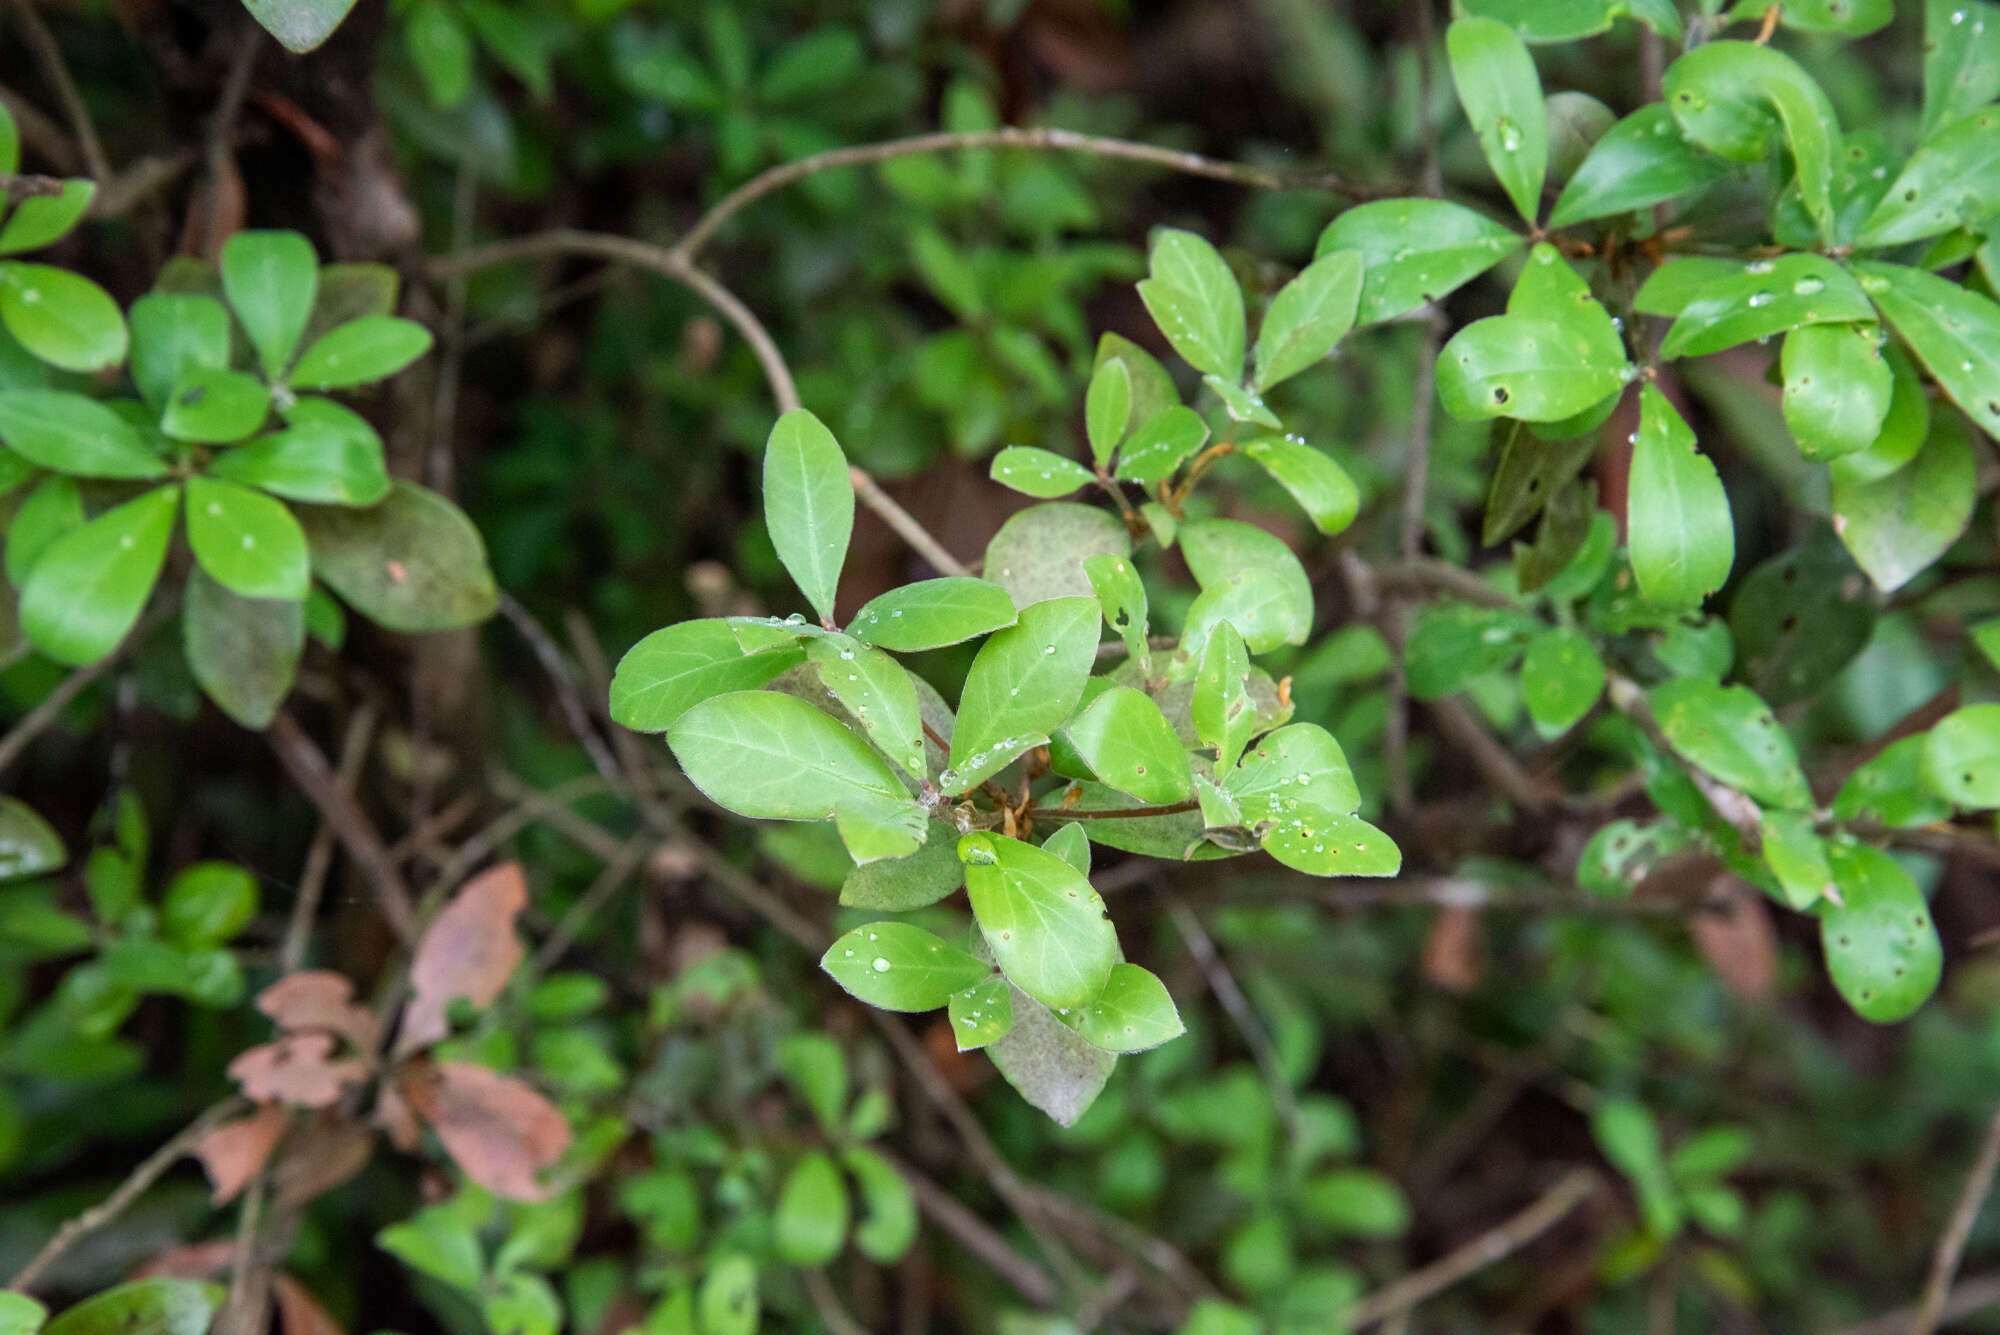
[221,231,317,378]
[1253,249,1362,392]
[1242,436,1358,536]
[842,1146,917,1263]
[1113,406,1209,483]
[984,502,1129,609]
[0,263,125,372]
[1437,314,1630,422]
[1834,736,1951,829]
[987,982,1116,1127]
[1821,840,1942,1023]
[1460,0,1680,41]
[1641,256,1871,358]
[128,295,229,412]
[763,409,852,623]
[0,797,64,882]
[1507,244,1626,366]
[1194,620,1254,773]
[161,861,257,948]
[1923,0,2000,136]
[1095,333,1180,430]
[287,315,433,390]
[1315,199,1521,325]
[838,822,964,910]
[1179,518,1313,647]
[1083,551,1149,668]
[989,446,1094,498]
[1780,324,1891,460]
[1193,773,1243,831]
[1924,704,2000,808]
[241,0,359,51]
[1649,678,1812,808]
[1448,17,1548,223]
[297,481,497,630]
[183,566,304,730]
[0,391,167,479]
[1299,1169,1410,1237]
[1063,686,1190,805]
[1203,373,1281,429]
[849,577,1015,651]
[1860,108,2000,246]
[1138,229,1245,380]
[1664,43,1839,234]
[1403,601,1539,700]
[1225,723,1361,821]
[1759,808,1833,911]
[1182,568,1309,659]
[185,475,310,601]
[1830,345,1930,484]
[41,1281,213,1335]
[1744,0,1890,32]
[20,484,177,666]
[822,921,988,1012]
[0,1293,43,1335]
[1085,356,1131,467]
[611,620,803,733]
[808,634,924,780]
[774,1151,848,1266]
[1854,260,2000,443]
[1078,963,1184,1053]
[160,368,270,444]
[1627,386,1733,609]
[6,474,79,586]
[1521,625,1605,737]
[945,596,1099,795]
[1831,412,1975,593]
[1042,822,1091,876]
[1729,534,1876,707]
[960,832,1118,1011]
[1550,105,1735,227]
[1260,810,1401,877]
[0,180,93,256]
[208,398,389,507]
[947,974,1014,1051]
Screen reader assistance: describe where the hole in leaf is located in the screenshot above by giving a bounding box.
[1493,386,1511,405]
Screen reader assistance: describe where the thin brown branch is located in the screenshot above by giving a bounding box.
[886,1151,1058,1307]
[267,711,418,945]
[851,465,970,577]
[801,1269,870,1335]
[1912,1104,2000,1335]
[525,833,648,980]
[0,171,64,198]
[1427,696,1558,815]
[1042,799,1201,822]
[1372,559,1521,610]
[1167,898,1297,1141]
[8,0,111,184]
[0,601,175,782]
[1826,1274,2000,1335]
[197,23,259,262]
[280,702,378,972]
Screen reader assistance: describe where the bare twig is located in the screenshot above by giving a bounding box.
[1912,1104,2000,1335]
[8,1097,247,1293]
[8,0,111,184]
[267,711,418,945]
[497,593,627,792]
[1826,1274,2000,1335]
[850,465,969,577]
[888,1152,1058,1306]
[280,702,379,972]
[197,24,259,261]
[1372,559,1521,610]
[801,1269,870,1335]
[1427,697,1557,815]
[0,171,65,198]
[1167,898,1298,1141]
[525,833,648,980]
[0,601,175,782]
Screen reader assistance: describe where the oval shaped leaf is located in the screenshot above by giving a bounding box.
[668,690,913,824]
[984,502,1130,610]
[1780,323,1891,460]
[288,316,434,390]
[1448,16,1548,224]
[0,796,64,881]
[1923,0,2000,136]
[764,409,852,623]
[1260,809,1401,877]
[129,294,230,412]
[1139,229,1245,380]
[1861,108,2000,246]
[1821,840,1942,1023]
[822,921,989,1012]
[1437,314,1631,422]
[1225,722,1361,821]
[947,975,1014,1051]
[1923,703,2000,809]
[1085,356,1130,466]
[849,576,1015,651]
[611,619,803,733]
[1550,104,1735,227]
[183,566,304,731]
[0,179,94,256]
[1253,249,1363,392]
[1063,686,1191,805]
[945,596,1099,795]
[1628,385,1734,609]
[1521,624,1605,737]
[1179,518,1313,646]
[0,390,167,479]
[843,1146,918,1263]
[1243,436,1358,536]
[161,368,271,445]
[207,397,393,506]
[960,832,1118,1011]
[296,480,497,631]
[1642,255,1871,358]
[21,484,178,665]
[1077,963,1184,1053]
[1194,620,1254,773]
[0,263,126,372]
[1649,677,1812,809]
[990,445,1093,498]
[1853,260,2000,443]
[1315,199,1521,326]
[42,1280,213,1335]
[222,231,318,379]
[809,634,924,780]
[1831,412,1975,593]
[1113,405,1209,483]
[184,475,309,601]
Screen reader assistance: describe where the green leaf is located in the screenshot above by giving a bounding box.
[1403,601,1539,699]
[670,690,916,839]
[1085,357,1131,467]
[1447,17,1548,224]
[483,1274,560,1335]
[407,0,473,107]
[1063,687,1190,805]
[0,103,17,176]
[1821,840,1942,1023]
[1923,0,2000,137]
[6,474,80,586]
[823,922,988,1011]
[1664,42,1840,234]
[1460,0,1679,41]
[1483,418,1597,546]
[0,263,126,371]
[1835,735,1954,828]
[221,231,318,378]
[760,26,865,103]
[696,1255,758,1335]
[1095,333,1180,430]
[1729,533,1875,707]
[1649,678,1812,809]
[128,295,229,412]
[160,861,257,948]
[41,1281,214,1335]
[1592,1100,1682,1240]
[1831,411,1975,593]
[1083,552,1150,669]
[1242,437,1358,536]
[1205,374,1282,430]
[1640,255,1870,358]
[0,797,64,882]
[1627,386,1733,609]
[1139,229,1245,380]
[960,832,1118,1010]
[990,446,1094,498]
[183,567,304,730]
[839,822,963,910]
[1576,819,1696,897]
[1859,108,2000,247]
[161,368,270,445]
[842,1147,916,1263]
[287,316,434,390]
[908,226,982,320]
[240,0,359,51]
[808,635,924,780]
[775,1152,850,1266]
[0,180,93,256]
[1507,245,1626,368]
[849,577,1015,651]
[1181,569,1308,660]
[1780,324,1891,460]
[1043,822,1091,875]
[763,409,853,623]
[1925,704,2000,809]
[611,619,803,733]
[984,504,1131,611]
[1759,809,1834,911]
[1830,344,1930,484]
[1549,104,1735,227]
[1298,1169,1410,1237]
[1225,723,1361,821]
[1194,621,1254,773]
[296,480,497,630]
[1436,315,1630,422]
[1853,260,2000,443]
[1179,518,1313,648]
[0,390,167,479]
[186,475,310,600]
[986,982,1116,1127]
[1078,963,1184,1053]
[945,596,1099,795]
[946,975,1013,1051]
[1113,406,1209,483]
[0,1293,43,1335]
[207,396,392,506]
[1753,0,1891,32]
[1260,810,1401,877]
[20,485,177,665]
[1253,249,1363,392]
[1520,625,1604,738]
[1315,199,1521,326]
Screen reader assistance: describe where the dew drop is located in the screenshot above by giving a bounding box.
[872,957,891,972]
[1792,277,1824,296]
[1747,291,1774,308]
[1745,259,1775,275]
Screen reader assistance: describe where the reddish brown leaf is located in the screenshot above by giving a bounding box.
[396,863,528,1055]
[1690,877,1777,1000]
[274,1277,345,1335]
[271,1117,376,1211]
[194,1103,288,1204]
[399,1059,571,1202]
[257,971,378,1052]
[227,1035,369,1108]
[373,1079,421,1152]
[1422,904,1485,993]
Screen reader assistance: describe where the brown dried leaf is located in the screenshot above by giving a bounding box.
[226,1035,369,1108]
[396,863,528,1055]
[1422,904,1485,993]
[271,1117,376,1211]
[373,1079,421,1152]
[274,1277,345,1335]
[399,1059,571,1202]
[1690,876,1777,1000]
[257,971,378,1052]
[194,1103,288,1204]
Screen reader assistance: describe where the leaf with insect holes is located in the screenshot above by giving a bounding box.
[1820,840,1941,1023]
[1650,678,1811,809]
[1194,620,1254,773]
[1924,704,2000,809]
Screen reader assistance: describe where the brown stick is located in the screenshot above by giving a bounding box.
[8,0,111,184]
[267,711,418,945]
[1827,1274,2000,1335]
[279,702,378,972]
[1911,1105,2000,1335]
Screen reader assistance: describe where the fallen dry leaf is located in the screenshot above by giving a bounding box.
[257,971,378,1052]
[274,1276,345,1335]
[227,1034,369,1108]
[398,1059,571,1202]
[271,1117,376,1212]
[396,863,528,1055]
[194,1102,288,1204]
[373,1078,421,1152]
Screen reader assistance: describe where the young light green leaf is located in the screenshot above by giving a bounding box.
[774,1151,849,1266]
[1203,374,1282,429]
[0,262,126,371]
[986,982,1115,1127]
[808,634,925,780]
[1139,229,1245,380]
[297,481,497,630]
[1649,678,1812,809]
[0,179,94,256]
[1085,356,1131,467]
[849,577,1014,651]
[1193,773,1243,831]
[1063,686,1190,805]
[947,975,1014,1051]
[185,475,310,601]
[1639,255,1871,358]
[208,397,392,506]
[1181,568,1309,659]
[1082,551,1149,668]
[1852,260,2000,443]
[1831,413,1975,593]
[1095,332,1180,429]
[1179,518,1313,646]
[821,922,989,1012]
[989,445,1094,498]
[0,796,65,881]
[287,316,434,389]
[1253,249,1362,392]
[611,620,804,733]
[960,832,1118,1011]
[1194,620,1254,773]
[1821,840,1942,1023]
[183,566,304,731]
[1829,345,1929,484]
[1447,16,1548,224]
[1592,1100,1682,1240]
[669,691,915,831]
[1078,963,1184,1053]
[696,1255,757,1335]
[1835,736,1954,829]
[1549,104,1735,227]
[1520,625,1605,738]
[1042,822,1091,875]
[1260,810,1401,877]
[764,409,853,624]
[984,503,1130,609]
[1225,723,1360,821]
[1113,406,1209,483]
[0,1292,44,1335]
[1923,703,2000,809]
[128,294,229,411]
[221,230,318,379]
[841,1146,916,1263]
[1780,324,1891,460]
[1923,0,2000,136]
[6,474,80,586]
[20,484,178,666]
[1628,385,1733,609]
[161,368,270,445]
[1859,108,2000,246]
[1242,436,1358,536]
[1315,199,1522,325]
[945,596,1099,795]
[1436,314,1631,422]
[1460,0,1681,41]
[1759,808,1834,911]
[0,390,167,479]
